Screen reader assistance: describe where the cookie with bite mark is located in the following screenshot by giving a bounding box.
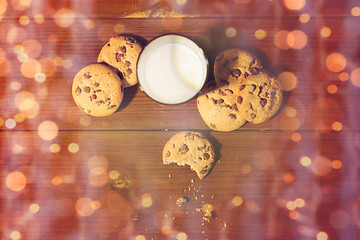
[162,131,216,179]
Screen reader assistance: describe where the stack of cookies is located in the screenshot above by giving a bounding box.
[72,35,144,117]
[197,48,283,131]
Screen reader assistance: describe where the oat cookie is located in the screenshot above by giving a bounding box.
[197,81,246,132]
[163,131,216,179]
[236,72,283,124]
[72,64,123,117]
[98,35,144,88]
[214,48,262,86]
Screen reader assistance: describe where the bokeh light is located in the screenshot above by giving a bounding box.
[316,231,328,240]
[29,203,40,213]
[141,193,153,208]
[68,143,79,153]
[327,84,338,94]
[49,143,61,153]
[14,113,25,122]
[0,47,5,63]
[274,30,290,49]
[23,39,42,59]
[19,15,30,25]
[311,156,332,176]
[11,0,31,11]
[54,8,75,28]
[6,171,27,191]
[109,170,120,180]
[35,72,46,83]
[241,164,252,174]
[300,156,311,167]
[234,0,252,3]
[286,201,296,210]
[283,0,305,10]
[299,13,310,23]
[51,176,63,185]
[5,119,16,129]
[10,231,21,240]
[113,23,125,33]
[289,210,300,220]
[91,200,101,210]
[295,198,305,208]
[12,144,24,154]
[320,27,331,38]
[331,160,342,169]
[332,121,343,131]
[88,155,108,175]
[39,57,56,77]
[232,196,244,206]
[326,53,346,73]
[291,132,302,142]
[89,172,108,187]
[76,197,95,217]
[7,27,27,44]
[80,116,91,126]
[351,6,360,16]
[287,30,308,49]
[0,117,4,127]
[285,106,297,117]
[350,68,360,87]
[34,14,45,24]
[176,0,187,5]
[225,27,237,38]
[38,121,59,141]
[135,235,146,240]
[255,29,267,39]
[283,173,294,184]
[84,19,95,29]
[338,72,349,81]
[10,81,22,91]
[176,232,188,240]
[21,59,41,78]
[330,209,350,229]
[0,0,8,17]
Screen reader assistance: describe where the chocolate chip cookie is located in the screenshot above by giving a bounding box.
[236,71,283,124]
[72,64,124,117]
[163,131,216,179]
[97,35,144,88]
[197,81,247,131]
[214,48,262,86]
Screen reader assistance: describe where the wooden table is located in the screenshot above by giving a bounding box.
[1,0,359,239]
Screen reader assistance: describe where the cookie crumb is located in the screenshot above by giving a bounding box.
[111,174,130,190]
[223,222,228,230]
[176,196,189,206]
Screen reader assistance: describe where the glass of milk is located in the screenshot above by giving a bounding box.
[137,34,208,104]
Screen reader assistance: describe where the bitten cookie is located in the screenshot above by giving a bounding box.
[236,72,283,124]
[163,131,216,179]
[197,81,247,132]
[98,35,144,88]
[72,64,124,117]
[214,48,262,86]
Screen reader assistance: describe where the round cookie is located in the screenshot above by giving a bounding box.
[162,131,216,179]
[236,72,283,124]
[97,35,143,88]
[72,64,123,117]
[214,48,262,86]
[197,81,247,132]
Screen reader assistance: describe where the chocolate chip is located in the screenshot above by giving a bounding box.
[84,86,91,93]
[94,82,100,87]
[229,114,236,119]
[96,100,105,106]
[116,53,124,62]
[237,96,243,104]
[216,53,224,62]
[203,153,210,160]
[251,113,256,119]
[126,68,132,76]
[244,72,249,78]
[250,67,261,75]
[89,96,93,101]
[87,109,91,113]
[95,89,102,92]
[75,86,82,95]
[126,37,135,43]
[92,94,97,99]
[172,143,175,148]
[210,123,216,129]
[179,144,189,154]
[218,90,226,96]
[222,60,229,67]
[166,151,171,157]
[107,43,111,46]
[260,98,267,107]
[120,46,127,53]
[225,89,234,94]
[230,104,238,111]
[84,73,91,79]
[197,143,206,151]
[239,85,245,91]
[118,71,124,80]
[125,61,131,67]
[108,105,117,110]
[231,69,241,78]
[78,105,84,110]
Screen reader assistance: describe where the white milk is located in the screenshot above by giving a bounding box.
[137,35,208,104]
